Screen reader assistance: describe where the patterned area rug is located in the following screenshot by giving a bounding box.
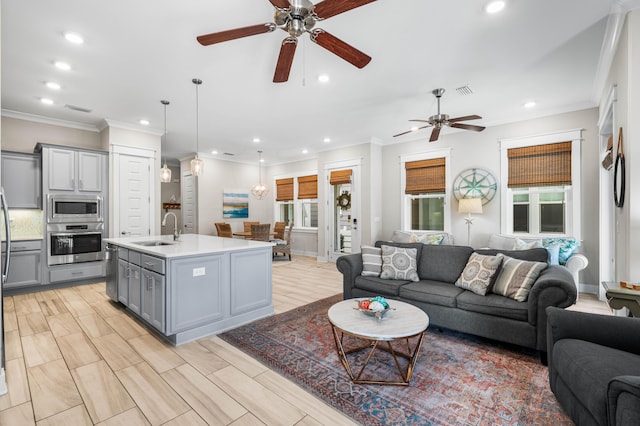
[220,294,571,425]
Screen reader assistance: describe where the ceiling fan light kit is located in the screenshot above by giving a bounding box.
[190,78,204,177]
[197,0,375,83]
[394,88,486,142]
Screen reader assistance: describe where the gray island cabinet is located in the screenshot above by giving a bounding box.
[105,234,274,345]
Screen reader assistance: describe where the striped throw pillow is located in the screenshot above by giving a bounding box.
[492,254,547,302]
[361,246,382,277]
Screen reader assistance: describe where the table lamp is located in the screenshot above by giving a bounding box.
[458,198,483,246]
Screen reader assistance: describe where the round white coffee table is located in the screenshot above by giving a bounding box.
[328,298,429,385]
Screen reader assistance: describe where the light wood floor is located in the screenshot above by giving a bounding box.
[0,256,611,425]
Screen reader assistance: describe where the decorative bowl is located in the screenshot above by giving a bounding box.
[354,296,393,319]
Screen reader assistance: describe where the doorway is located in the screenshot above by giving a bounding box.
[326,160,361,262]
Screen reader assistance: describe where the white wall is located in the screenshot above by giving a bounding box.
[380,108,600,287]
[1,116,101,153]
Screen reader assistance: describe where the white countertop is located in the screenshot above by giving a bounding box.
[105,234,273,258]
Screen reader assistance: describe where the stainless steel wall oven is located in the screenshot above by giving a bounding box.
[47,223,105,266]
[48,194,102,223]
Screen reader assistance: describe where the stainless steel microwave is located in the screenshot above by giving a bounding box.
[48,194,103,223]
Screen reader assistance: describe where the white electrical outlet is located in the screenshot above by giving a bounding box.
[193,267,205,277]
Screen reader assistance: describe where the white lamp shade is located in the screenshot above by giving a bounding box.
[458,198,483,214]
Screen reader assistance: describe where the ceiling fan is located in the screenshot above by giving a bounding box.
[196,0,375,83]
[394,88,486,142]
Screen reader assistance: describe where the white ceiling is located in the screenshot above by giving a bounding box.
[1,0,618,165]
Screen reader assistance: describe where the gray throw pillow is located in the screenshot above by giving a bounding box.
[492,254,547,302]
[380,245,419,282]
[455,252,503,296]
[361,245,382,277]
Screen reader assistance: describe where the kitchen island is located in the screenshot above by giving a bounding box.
[104,234,274,345]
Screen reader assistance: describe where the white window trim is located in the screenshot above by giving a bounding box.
[399,148,452,233]
[273,170,319,230]
[499,129,582,240]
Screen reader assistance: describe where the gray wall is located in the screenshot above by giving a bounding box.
[1,116,101,153]
[380,108,600,287]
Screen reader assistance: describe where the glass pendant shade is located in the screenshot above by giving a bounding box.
[251,150,269,200]
[160,162,172,183]
[191,78,204,177]
[160,99,172,183]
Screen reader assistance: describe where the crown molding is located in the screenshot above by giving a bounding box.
[100,118,164,136]
[592,0,640,102]
[1,109,100,132]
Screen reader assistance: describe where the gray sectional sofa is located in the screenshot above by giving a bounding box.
[336,241,577,359]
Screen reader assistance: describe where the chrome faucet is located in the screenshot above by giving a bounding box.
[162,211,180,241]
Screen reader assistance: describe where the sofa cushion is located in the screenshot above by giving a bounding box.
[455,291,528,321]
[354,276,409,297]
[380,245,420,282]
[455,252,503,296]
[475,247,549,263]
[417,245,474,283]
[361,245,382,277]
[398,280,464,308]
[492,255,547,302]
[553,339,640,425]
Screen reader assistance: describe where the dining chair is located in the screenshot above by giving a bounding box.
[243,221,260,233]
[272,223,293,260]
[250,223,271,241]
[215,222,233,238]
[273,221,286,240]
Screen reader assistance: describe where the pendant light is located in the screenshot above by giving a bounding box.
[190,78,204,176]
[251,150,269,200]
[160,100,172,183]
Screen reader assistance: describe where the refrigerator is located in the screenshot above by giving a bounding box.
[0,188,10,395]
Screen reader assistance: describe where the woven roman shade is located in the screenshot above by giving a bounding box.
[275,178,294,201]
[405,158,446,195]
[330,169,352,185]
[297,175,317,199]
[507,141,572,188]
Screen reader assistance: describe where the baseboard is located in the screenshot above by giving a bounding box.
[579,283,598,295]
[291,250,318,257]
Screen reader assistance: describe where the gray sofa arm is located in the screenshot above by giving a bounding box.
[336,253,363,300]
[528,266,577,350]
[608,376,640,426]
[546,307,640,355]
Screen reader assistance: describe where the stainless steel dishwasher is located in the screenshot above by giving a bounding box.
[105,243,118,302]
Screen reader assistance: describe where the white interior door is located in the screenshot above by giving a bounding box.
[182,171,197,234]
[326,161,361,262]
[119,154,151,237]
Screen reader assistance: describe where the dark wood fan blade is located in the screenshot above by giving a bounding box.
[273,38,297,83]
[448,115,482,123]
[450,123,486,132]
[310,29,371,68]
[314,0,377,19]
[197,23,275,46]
[429,127,441,142]
[393,125,430,137]
[268,0,291,9]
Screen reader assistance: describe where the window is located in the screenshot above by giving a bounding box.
[500,131,582,239]
[274,173,318,229]
[400,149,451,232]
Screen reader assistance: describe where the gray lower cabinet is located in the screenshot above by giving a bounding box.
[117,259,129,305]
[48,261,106,283]
[141,269,165,332]
[2,240,42,288]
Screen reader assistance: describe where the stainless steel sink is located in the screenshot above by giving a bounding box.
[132,240,175,247]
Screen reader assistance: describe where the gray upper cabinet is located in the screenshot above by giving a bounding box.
[46,147,104,193]
[1,151,41,208]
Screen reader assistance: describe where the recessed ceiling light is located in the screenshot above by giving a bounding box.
[410,126,419,132]
[318,74,330,83]
[485,1,505,14]
[323,137,331,143]
[211,150,218,155]
[40,98,54,105]
[302,149,308,154]
[54,61,71,71]
[64,32,84,44]
[524,101,537,108]
[139,119,150,126]
[252,137,260,143]
[46,81,61,90]
[259,157,265,163]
